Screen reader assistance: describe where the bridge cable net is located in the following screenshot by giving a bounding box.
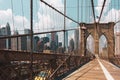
[0,0,96,80]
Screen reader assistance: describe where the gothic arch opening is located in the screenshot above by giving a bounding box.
[99,35,108,59]
[86,34,94,55]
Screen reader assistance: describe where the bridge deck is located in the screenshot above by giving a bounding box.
[63,58,120,80]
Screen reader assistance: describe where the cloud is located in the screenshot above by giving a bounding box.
[33,0,65,33]
[95,0,111,16]
[0,9,29,34]
[101,8,120,32]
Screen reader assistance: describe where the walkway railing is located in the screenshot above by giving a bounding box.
[109,55,120,67]
[49,52,93,80]
[0,50,94,80]
[99,54,120,68]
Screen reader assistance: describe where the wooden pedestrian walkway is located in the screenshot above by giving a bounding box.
[63,58,120,80]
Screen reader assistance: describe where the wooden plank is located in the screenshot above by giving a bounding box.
[63,59,106,80]
[101,60,120,80]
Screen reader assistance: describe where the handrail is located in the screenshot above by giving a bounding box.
[49,53,73,79]
[113,55,120,65]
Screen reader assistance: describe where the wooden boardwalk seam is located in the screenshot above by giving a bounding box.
[63,58,120,80]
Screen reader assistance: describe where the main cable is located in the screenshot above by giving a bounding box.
[40,0,79,24]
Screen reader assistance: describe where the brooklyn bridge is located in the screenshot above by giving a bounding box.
[0,0,120,80]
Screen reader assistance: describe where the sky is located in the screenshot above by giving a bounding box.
[0,0,120,32]
[0,0,120,52]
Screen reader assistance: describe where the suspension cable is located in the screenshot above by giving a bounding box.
[41,1,44,32]
[40,0,79,24]
[10,0,15,31]
[36,0,39,32]
[98,0,106,23]
[91,0,96,23]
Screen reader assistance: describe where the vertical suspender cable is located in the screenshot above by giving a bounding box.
[111,1,112,22]
[30,0,33,79]
[77,0,79,53]
[91,0,96,23]
[64,0,66,52]
[77,0,79,23]
[11,0,15,31]
[11,0,18,50]
[114,1,116,22]
[98,0,106,23]
[89,0,90,23]
[81,0,83,22]
[21,0,25,30]
[36,0,39,32]
[41,2,44,32]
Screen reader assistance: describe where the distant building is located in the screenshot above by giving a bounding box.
[69,38,74,52]
[11,30,27,51]
[24,29,31,39]
[65,31,68,50]
[46,33,51,42]
[0,27,6,49]
[57,42,64,53]
[33,36,39,52]
[115,32,120,55]
[21,36,27,50]
[11,30,20,50]
[51,32,58,51]
[0,39,6,49]
[37,40,44,52]
[74,29,79,51]
[0,23,11,49]
[24,29,31,51]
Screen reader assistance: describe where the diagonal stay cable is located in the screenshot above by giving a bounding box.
[40,0,79,24]
[49,52,73,79]
[91,0,96,23]
[98,0,106,23]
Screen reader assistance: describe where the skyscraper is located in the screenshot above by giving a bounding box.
[24,29,31,51]
[65,31,68,50]
[74,29,79,51]
[69,38,74,52]
[6,23,11,49]
[33,36,39,52]
[51,32,58,51]
[0,23,11,49]
[11,30,19,50]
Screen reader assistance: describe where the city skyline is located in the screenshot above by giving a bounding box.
[0,0,120,54]
[0,0,120,33]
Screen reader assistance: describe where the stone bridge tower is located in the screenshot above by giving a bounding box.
[80,22,115,58]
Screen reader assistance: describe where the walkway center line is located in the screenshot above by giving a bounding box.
[97,59,114,80]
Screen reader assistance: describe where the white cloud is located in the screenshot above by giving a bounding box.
[96,0,111,16]
[103,9,120,22]
[43,0,64,12]
[35,0,74,33]
[101,8,120,32]
[33,0,65,33]
[0,0,72,35]
[0,9,29,34]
